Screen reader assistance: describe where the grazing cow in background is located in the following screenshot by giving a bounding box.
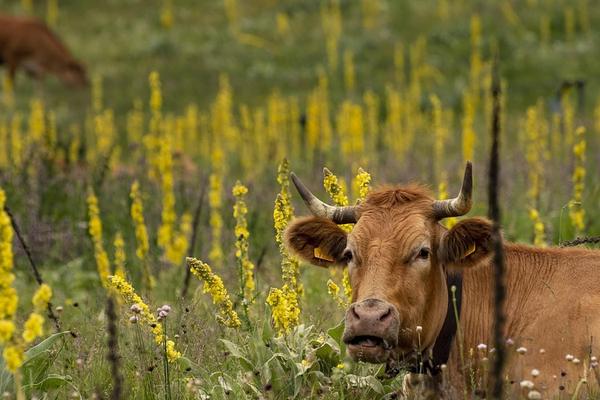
[285,162,600,398]
[0,14,88,87]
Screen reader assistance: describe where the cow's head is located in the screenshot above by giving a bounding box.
[60,60,89,88]
[285,162,493,364]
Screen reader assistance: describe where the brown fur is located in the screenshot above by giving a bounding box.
[440,217,494,267]
[286,182,600,398]
[285,216,347,267]
[0,14,88,87]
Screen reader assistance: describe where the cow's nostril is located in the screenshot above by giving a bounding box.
[351,304,360,320]
[379,307,392,321]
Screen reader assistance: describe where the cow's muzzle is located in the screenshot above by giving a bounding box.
[342,298,400,363]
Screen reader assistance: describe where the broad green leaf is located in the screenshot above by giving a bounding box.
[220,339,253,371]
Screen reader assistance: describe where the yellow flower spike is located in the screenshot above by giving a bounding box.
[86,191,111,286]
[3,345,24,372]
[327,280,346,309]
[342,268,352,300]
[108,275,181,361]
[32,284,52,312]
[268,160,301,335]
[186,258,241,329]
[130,180,150,261]
[22,313,44,343]
[0,320,15,344]
[113,232,126,279]
[160,0,174,30]
[569,126,586,234]
[233,181,255,301]
[352,167,371,201]
[461,91,476,164]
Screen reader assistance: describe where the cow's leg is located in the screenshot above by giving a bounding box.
[7,59,17,85]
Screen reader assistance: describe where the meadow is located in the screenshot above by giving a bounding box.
[0,0,599,398]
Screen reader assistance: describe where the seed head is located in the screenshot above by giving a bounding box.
[519,380,534,389]
[129,316,139,324]
[566,354,574,362]
[416,326,423,333]
[528,390,542,400]
[516,347,527,355]
[130,304,142,314]
[531,369,540,377]
[477,343,487,351]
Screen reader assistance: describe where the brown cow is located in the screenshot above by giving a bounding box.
[285,162,600,398]
[0,14,88,87]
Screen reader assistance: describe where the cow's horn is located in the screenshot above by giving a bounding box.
[290,172,358,224]
[433,161,473,219]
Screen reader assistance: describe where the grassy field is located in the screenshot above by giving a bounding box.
[0,0,599,398]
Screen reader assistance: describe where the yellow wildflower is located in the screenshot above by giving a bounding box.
[130,181,149,261]
[233,181,255,300]
[266,286,300,335]
[327,280,346,309]
[268,160,301,335]
[342,267,352,300]
[114,232,126,278]
[160,0,174,30]
[0,320,15,343]
[186,258,241,328]
[87,191,111,286]
[108,275,181,361]
[323,168,349,206]
[32,284,52,312]
[352,167,371,201]
[3,345,24,372]
[569,126,586,233]
[22,313,44,343]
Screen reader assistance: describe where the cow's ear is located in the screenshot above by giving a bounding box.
[284,216,348,268]
[439,217,494,268]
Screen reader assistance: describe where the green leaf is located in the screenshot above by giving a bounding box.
[22,331,71,388]
[24,374,73,391]
[327,319,346,356]
[24,331,70,361]
[220,339,253,371]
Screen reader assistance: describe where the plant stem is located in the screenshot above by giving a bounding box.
[163,319,172,400]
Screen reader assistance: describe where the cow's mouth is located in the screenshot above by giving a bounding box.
[344,335,393,363]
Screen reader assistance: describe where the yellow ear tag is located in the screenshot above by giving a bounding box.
[463,243,476,258]
[314,247,335,262]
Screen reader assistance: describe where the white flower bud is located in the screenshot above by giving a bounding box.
[531,369,540,377]
[528,390,542,399]
[129,315,139,324]
[477,343,487,351]
[519,380,534,389]
[516,347,527,355]
[566,354,574,361]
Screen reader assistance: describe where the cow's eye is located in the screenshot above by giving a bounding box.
[417,248,430,260]
[342,249,353,263]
